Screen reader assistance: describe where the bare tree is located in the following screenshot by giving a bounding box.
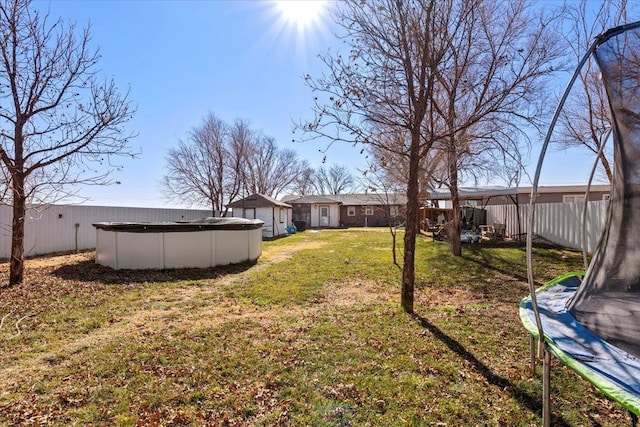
[299,0,564,311]
[314,164,355,195]
[0,0,136,286]
[244,135,307,199]
[164,115,307,211]
[299,0,468,313]
[291,160,316,195]
[0,165,10,202]
[162,113,230,215]
[162,114,253,217]
[366,131,446,202]
[227,118,253,207]
[558,0,635,183]
[361,160,406,266]
[428,0,564,256]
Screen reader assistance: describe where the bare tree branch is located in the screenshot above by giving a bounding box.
[557,0,637,183]
[162,114,307,213]
[0,0,136,286]
[297,0,564,311]
[314,164,355,195]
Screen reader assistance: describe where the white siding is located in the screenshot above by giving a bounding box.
[485,200,608,252]
[256,207,275,238]
[0,204,210,259]
[309,204,340,228]
[232,206,291,238]
[271,207,291,237]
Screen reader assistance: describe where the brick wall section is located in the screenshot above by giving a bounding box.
[340,205,405,227]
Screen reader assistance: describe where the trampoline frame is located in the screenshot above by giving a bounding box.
[524,21,640,426]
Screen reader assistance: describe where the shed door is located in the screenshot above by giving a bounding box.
[319,205,330,227]
[244,208,256,219]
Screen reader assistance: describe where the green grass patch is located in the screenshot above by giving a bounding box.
[0,228,628,426]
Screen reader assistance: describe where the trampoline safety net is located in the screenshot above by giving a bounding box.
[568,23,640,358]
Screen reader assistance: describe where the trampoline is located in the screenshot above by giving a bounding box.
[521,21,640,426]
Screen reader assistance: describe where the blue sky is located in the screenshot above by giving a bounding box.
[37,0,601,208]
[37,0,356,208]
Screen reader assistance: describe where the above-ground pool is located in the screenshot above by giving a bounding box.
[93,217,264,270]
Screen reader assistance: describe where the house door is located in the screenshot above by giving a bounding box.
[319,205,330,227]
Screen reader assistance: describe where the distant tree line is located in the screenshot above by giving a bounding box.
[161,113,357,216]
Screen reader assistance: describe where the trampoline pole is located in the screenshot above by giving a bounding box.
[543,345,551,427]
[526,37,598,354]
[581,129,611,270]
[530,334,536,374]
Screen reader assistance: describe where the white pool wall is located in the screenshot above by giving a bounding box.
[95,227,262,270]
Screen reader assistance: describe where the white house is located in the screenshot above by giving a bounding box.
[282,193,407,228]
[280,195,342,228]
[227,193,292,239]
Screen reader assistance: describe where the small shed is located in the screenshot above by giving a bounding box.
[228,194,292,239]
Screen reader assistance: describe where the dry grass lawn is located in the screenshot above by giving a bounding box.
[0,229,632,426]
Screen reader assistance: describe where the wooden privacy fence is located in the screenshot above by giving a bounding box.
[485,200,609,252]
[0,204,211,259]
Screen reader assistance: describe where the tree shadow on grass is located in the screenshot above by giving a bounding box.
[456,244,583,301]
[411,313,571,427]
[51,259,256,285]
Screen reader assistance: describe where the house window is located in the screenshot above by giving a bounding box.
[563,195,586,203]
[390,206,398,216]
[347,206,356,216]
[365,206,374,216]
[279,208,284,223]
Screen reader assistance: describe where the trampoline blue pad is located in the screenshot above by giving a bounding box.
[520,274,640,413]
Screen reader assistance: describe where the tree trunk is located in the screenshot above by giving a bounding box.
[450,187,462,256]
[598,150,613,183]
[401,134,421,313]
[391,230,398,267]
[448,141,462,256]
[9,173,25,286]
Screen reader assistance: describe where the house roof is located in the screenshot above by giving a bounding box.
[328,193,407,206]
[282,195,341,205]
[426,185,611,200]
[281,193,407,206]
[227,193,292,209]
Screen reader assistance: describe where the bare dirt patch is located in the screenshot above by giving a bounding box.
[0,251,95,271]
[26,251,95,269]
[325,279,393,307]
[260,240,327,264]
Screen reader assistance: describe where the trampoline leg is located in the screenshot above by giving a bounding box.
[530,334,536,375]
[542,346,551,427]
